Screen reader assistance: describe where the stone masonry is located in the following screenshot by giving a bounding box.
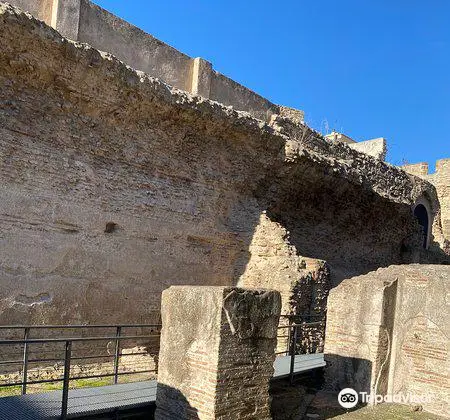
[324,265,449,417]
[402,159,450,249]
[0,2,448,334]
[155,286,281,420]
[238,212,330,353]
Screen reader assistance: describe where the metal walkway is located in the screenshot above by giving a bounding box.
[0,380,157,420]
[0,355,325,419]
[273,353,326,378]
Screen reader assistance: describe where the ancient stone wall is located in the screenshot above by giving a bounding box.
[402,159,450,247]
[6,0,52,22]
[238,213,330,352]
[348,137,386,160]
[0,3,285,327]
[0,4,447,333]
[6,0,285,122]
[324,265,449,417]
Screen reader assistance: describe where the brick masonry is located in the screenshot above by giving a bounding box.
[324,265,449,417]
[155,286,281,420]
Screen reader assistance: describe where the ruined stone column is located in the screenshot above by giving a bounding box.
[155,286,281,420]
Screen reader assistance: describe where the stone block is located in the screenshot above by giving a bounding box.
[155,286,281,420]
[324,265,450,417]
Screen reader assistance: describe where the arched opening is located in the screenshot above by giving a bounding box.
[414,204,429,249]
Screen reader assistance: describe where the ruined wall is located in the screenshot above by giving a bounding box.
[77,0,193,92]
[0,4,447,331]
[0,4,286,326]
[349,137,386,160]
[325,132,387,160]
[238,213,330,353]
[402,159,450,247]
[325,265,450,417]
[401,160,450,256]
[6,0,52,22]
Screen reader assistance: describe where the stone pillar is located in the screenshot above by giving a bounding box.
[324,273,397,400]
[155,286,281,420]
[190,57,212,99]
[51,0,81,40]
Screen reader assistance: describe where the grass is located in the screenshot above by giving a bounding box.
[0,377,113,397]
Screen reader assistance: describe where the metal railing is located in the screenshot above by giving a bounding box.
[0,324,161,419]
[0,316,323,417]
[276,314,326,384]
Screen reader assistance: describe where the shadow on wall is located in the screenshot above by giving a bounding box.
[155,383,199,420]
[323,354,372,394]
[258,158,449,286]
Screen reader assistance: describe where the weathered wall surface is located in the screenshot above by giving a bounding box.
[0,4,285,326]
[156,286,281,419]
[238,213,330,352]
[402,159,450,247]
[77,0,193,92]
[325,133,387,160]
[209,71,277,122]
[6,0,52,21]
[325,265,450,417]
[6,0,284,122]
[0,4,447,330]
[348,137,387,160]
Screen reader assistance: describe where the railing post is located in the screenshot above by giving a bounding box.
[21,327,30,395]
[113,326,122,384]
[289,325,297,385]
[286,317,292,355]
[61,340,72,420]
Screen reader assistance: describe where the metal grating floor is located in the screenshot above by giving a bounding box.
[0,354,325,419]
[0,380,157,420]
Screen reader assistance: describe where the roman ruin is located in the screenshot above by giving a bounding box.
[0,0,449,417]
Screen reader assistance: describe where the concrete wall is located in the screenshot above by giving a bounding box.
[325,265,450,417]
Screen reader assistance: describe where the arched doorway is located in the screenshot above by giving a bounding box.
[413,204,429,249]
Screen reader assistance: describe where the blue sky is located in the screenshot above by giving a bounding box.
[96,0,449,171]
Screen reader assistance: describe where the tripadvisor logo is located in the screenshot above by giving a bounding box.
[338,388,432,408]
[338,388,358,409]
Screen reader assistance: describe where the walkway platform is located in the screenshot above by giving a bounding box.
[0,380,157,420]
[0,354,325,419]
[273,353,326,378]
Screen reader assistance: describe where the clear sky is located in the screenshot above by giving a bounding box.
[95,0,449,170]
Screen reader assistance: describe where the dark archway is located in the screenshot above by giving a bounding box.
[414,204,429,248]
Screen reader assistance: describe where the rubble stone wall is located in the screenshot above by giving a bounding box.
[0,4,447,333]
[6,0,283,121]
[402,159,450,246]
[238,213,330,352]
